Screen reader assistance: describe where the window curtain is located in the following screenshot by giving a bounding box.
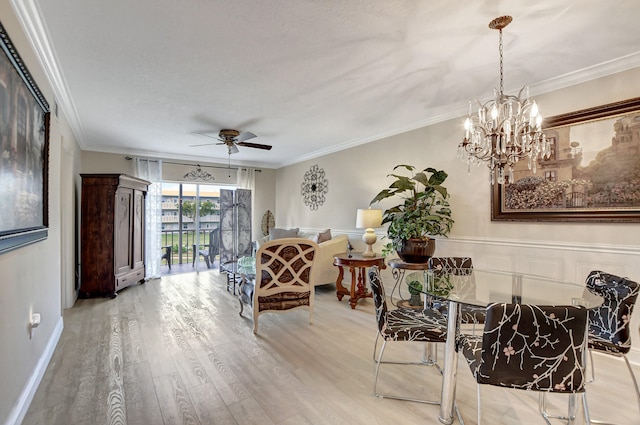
[237,167,255,242]
[237,167,256,191]
[236,167,259,247]
[135,158,163,279]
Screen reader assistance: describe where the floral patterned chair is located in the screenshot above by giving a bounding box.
[252,238,318,334]
[584,270,640,421]
[458,302,590,424]
[429,257,485,326]
[369,266,448,404]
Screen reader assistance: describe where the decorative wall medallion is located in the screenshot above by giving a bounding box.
[261,210,275,236]
[301,164,328,210]
[183,164,214,181]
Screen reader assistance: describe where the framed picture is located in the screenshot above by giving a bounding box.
[492,97,640,222]
[0,21,50,253]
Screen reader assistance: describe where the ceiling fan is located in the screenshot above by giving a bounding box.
[191,129,272,154]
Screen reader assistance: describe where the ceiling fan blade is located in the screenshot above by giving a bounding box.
[235,131,257,143]
[236,141,272,150]
[228,144,240,154]
[192,131,222,139]
[189,142,218,147]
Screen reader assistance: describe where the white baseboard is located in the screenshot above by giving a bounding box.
[4,317,64,425]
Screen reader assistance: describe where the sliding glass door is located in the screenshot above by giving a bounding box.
[160,183,227,273]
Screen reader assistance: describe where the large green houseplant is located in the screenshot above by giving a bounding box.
[370,165,454,262]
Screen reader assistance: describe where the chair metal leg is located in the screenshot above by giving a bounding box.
[373,339,441,405]
[583,392,591,425]
[477,384,482,425]
[372,332,380,362]
[373,332,442,370]
[539,393,577,424]
[623,355,640,415]
[588,349,595,383]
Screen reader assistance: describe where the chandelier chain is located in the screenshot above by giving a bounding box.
[498,28,504,95]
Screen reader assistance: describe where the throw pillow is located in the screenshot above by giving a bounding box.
[313,229,332,243]
[269,227,299,240]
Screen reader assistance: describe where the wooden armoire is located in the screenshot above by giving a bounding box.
[80,174,149,298]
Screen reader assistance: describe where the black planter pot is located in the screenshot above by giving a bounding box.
[394,238,436,263]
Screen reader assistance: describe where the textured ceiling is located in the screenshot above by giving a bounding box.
[17,0,640,168]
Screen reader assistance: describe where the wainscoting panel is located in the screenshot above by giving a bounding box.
[436,236,640,364]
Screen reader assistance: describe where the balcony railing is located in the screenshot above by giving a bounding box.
[161,229,213,266]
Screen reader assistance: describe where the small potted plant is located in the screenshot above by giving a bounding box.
[370,165,454,263]
[407,279,423,306]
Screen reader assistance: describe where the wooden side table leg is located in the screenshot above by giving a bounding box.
[356,267,370,298]
[335,266,347,301]
[349,266,358,309]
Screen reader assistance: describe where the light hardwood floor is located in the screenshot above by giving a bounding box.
[24,271,639,425]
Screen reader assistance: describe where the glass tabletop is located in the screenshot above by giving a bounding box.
[406,268,603,308]
[221,257,256,276]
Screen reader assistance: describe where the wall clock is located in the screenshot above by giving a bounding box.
[301,164,328,210]
[261,210,275,236]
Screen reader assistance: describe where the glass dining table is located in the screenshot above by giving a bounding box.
[407,268,604,425]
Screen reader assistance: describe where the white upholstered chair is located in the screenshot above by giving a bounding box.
[252,238,319,334]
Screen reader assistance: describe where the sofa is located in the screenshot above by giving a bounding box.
[255,228,348,286]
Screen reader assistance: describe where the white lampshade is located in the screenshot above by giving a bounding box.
[355,208,382,229]
[356,208,382,257]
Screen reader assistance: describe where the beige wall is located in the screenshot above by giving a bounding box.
[275,67,640,361]
[0,2,81,423]
[276,67,640,246]
[2,2,639,421]
[81,151,277,241]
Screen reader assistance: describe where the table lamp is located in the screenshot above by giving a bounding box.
[356,208,383,257]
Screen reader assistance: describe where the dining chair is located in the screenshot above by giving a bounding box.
[429,257,485,327]
[161,245,171,270]
[458,302,590,425]
[584,270,640,421]
[252,238,318,334]
[368,266,448,404]
[192,227,220,269]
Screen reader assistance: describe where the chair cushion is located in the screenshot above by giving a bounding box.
[382,308,448,342]
[458,334,483,378]
[588,334,628,355]
[257,291,311,312]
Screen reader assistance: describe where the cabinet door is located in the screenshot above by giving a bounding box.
[132,189,145,270]
[114,187,133,275]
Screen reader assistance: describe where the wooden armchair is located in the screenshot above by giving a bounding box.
[252,238,318,334]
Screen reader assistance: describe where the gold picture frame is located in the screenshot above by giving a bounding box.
[492,97,640,222]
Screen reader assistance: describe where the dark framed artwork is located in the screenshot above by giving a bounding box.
[492,97,640,222]
[0,21,50,253]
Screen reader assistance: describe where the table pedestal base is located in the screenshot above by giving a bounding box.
[333,253,386,309]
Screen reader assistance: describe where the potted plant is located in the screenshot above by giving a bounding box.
[370,165,454,263]
[407,279,423,306]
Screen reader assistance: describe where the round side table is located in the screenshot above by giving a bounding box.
[333,253,386,309]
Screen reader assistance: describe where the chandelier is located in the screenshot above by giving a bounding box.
[458,15,550,184]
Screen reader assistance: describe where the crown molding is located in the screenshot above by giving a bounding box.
[11,0,640,167]
[11,0,87,148]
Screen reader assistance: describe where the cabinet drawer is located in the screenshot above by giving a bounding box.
[116,268,144,290]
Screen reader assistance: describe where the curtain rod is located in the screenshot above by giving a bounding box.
[125,156,261,172]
